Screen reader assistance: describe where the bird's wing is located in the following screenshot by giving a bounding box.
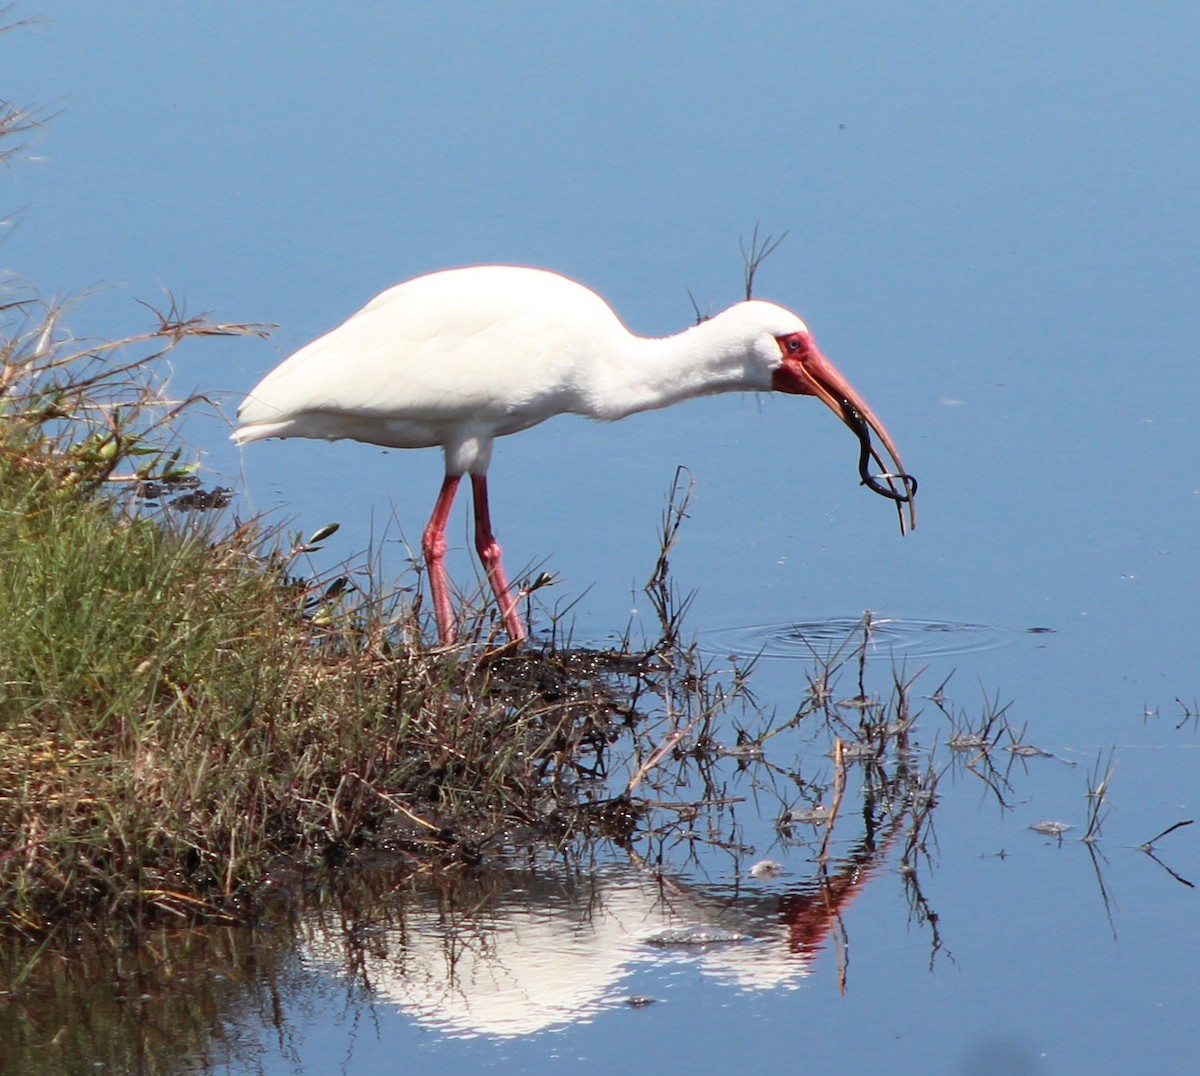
[237,268,612,429]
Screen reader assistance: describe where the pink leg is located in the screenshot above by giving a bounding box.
[422,475,461,644]
[470,474,527,642]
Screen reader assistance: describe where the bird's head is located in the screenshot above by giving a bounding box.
[740,301,918,534]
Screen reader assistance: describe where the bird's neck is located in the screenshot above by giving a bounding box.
[585,310,771,420]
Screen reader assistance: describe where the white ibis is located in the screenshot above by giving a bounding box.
[232,265,916,645]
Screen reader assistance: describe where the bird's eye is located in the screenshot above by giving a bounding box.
[782,334,806,355]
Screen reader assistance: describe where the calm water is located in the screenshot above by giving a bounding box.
[4,3,1198,1072]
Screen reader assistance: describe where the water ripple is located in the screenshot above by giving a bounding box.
[698,617,1016,661]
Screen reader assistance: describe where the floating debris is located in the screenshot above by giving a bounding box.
[1005,743,1049,758]
[719,742,765,761]
[642,925,751,948]
[170,486,234,511]
[787,805,832,826]
[136,475,200,501]
[949,733,990,751]
[1029,820,1073,837]
[837,695,877,711]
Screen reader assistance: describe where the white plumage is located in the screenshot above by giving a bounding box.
[234,265,915,645]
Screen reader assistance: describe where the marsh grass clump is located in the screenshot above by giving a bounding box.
[0,296,338,923]
[0,291,660,941]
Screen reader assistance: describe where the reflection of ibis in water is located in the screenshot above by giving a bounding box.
[302,814,904,1038]
[234,266,916,644]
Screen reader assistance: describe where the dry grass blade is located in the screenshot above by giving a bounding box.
[818,738,849,862]
[625,715,700,795]
[1141,819,1194,849]
[1083,747,1116,843]
[740,222,788,301]
[643,465,696,649]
